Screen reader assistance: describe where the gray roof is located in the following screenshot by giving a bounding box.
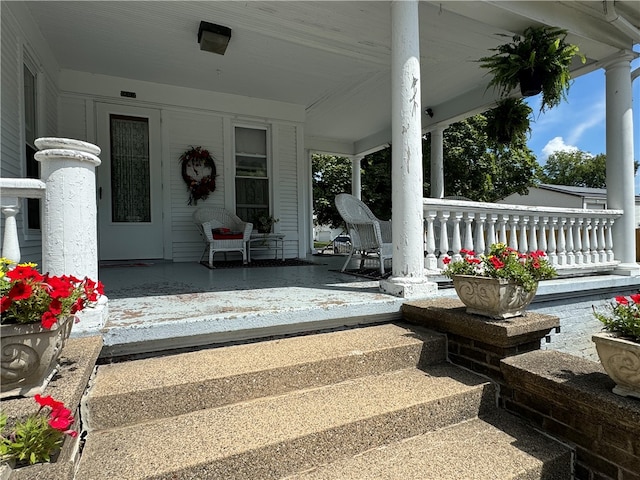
[538,184,640,201]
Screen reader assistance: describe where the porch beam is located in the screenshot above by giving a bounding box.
[380,0,437,299]
[604,51,639,275]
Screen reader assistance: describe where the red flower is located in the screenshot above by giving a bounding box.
[615,296,629,305]
[442,257,451,265]
[0,296,11,313]
[48,407,74,431]
[48,298,63,315]
[8,282,33,301]
[41,311,58,329]
[70,297,84,314]
[45,276,74,299]
[35,394,64,410]
[630,293,640,304]
[489,257,505,269]
[6,265,43,282]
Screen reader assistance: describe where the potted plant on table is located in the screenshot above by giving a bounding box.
[0,258,103,398]
[479,26,585,112]
[442,243,557,319]
[592,294,640,399]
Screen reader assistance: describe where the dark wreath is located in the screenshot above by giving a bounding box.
[179,146,217,205]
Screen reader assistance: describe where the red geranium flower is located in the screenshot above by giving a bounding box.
[48,407,74,431]
[0,296,11,313]
[6,265,43,282]
[34,394,64,411]
[442,257,451,265]
[41,311,58,329]
[630,293,640,304]
[615,296,629,305]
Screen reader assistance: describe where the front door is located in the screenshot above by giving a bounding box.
[96,103,163,260]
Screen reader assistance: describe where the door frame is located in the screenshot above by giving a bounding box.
[95,102,164,261]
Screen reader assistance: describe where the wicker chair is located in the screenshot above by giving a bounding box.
[193,207,253,266]
[334,193,392,275]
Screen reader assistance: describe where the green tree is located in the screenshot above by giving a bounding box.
[541,150,607,187]
[361,147,392,221]
[423,115,541,201]
[312,154,351,228]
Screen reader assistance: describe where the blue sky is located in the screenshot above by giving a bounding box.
[525,54,640,191]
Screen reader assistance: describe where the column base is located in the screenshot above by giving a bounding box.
[379,277,437,299]
[613,263,640,276]
[71,297,108,337]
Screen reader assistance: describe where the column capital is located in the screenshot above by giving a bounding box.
[601,50,637,70]
[426,124,447,135]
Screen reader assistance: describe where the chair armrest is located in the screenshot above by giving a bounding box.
[242,222,254,241]
[202,221,214,242]
[379,220,392,243]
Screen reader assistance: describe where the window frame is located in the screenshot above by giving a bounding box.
[233,124,272,224]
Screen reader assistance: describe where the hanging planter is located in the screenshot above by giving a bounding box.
[179,146,217,205]
[485,98,533,146]
[479,26,585,112]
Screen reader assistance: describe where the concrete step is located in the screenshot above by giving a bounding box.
[284,412,572,480]
[75,364,494,480]
[83,323,446,430]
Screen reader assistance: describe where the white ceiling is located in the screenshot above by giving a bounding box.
[22,1,640,155]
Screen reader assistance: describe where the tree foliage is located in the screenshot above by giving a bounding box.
[312,154,352,229]
[541,150,607,188]
[423,115,541,202]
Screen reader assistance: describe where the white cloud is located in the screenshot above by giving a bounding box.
[541,137,579,160]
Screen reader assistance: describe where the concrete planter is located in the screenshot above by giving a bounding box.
[451,275,537,320]
[592,332,640,400]
[0,316,73,398]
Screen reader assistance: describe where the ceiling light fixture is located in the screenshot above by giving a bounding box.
[198,21,232,55]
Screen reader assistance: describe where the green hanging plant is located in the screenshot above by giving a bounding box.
[479,26,585,112]
[485,98,533,146]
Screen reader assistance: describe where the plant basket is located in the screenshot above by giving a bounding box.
[452,275,537,319]
[518,69,542,97]
[0,316,73,398]
[592,332,640,400]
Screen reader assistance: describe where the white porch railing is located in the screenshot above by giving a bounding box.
[423,198,623,276]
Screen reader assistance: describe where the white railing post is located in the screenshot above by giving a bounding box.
[486,213,498,247]
[498,214,508,244]
[574,218,583,265]
[548,217,558,265]
[591,218,600,264]
[539,216,548,255]
[566,218,575,265]
[508,215,518,251]
[437,211,450,267]
[1,203,20,263]
[35,138,101,281]
[529,216,539,253]
[557,218,567,265]
[475,213,486,254]
[463,213,475,252]
[583,218,592,264]
[606,218,615,262]
[451,212,462,261]
[598,217,607,263]
[424,210,437,270]
[519,216,529,254]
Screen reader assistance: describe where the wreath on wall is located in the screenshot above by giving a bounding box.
[179,146,217,205]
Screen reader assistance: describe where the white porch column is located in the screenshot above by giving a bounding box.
[380,0,437,298]
[429,126,445,198]
[351,155,363,200]
[35,137,101,280]
[604,52,640,275]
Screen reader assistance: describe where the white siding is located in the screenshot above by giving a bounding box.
[1,6,59,265]
[277,124,300,259]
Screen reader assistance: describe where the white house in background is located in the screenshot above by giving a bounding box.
[1,1,639,298]
[499,184,640,227]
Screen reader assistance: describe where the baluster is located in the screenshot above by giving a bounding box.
[539,216,548,255]
[582,218,591,264]
[508,215,519,251]
[463,212,475,252]
[424,210,437,270]
[437,211,450,269]
[548,217,558,265]
[597,217,607,263]
[475,213,487,254]
[1,201,21,263]
[574,218,583,265]
[518,216,529,254]
[557,218,567,265]
[451,212,463,261]
[566,218,575,265]
[591,218,600,264]
[498,214,508,244]
[606,218,615,262]
[529,216,539,253]
[486,214,498,247]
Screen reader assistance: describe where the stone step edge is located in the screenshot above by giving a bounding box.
[84,324,446,430]
[283,412,572,479]
[76,367,495,480]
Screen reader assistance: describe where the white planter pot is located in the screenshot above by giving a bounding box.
[451,275,537,320]
[0,316,73,398]
[592,332,640,400]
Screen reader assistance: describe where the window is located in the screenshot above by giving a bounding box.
[23,63,40,230]
[234,127,269,224]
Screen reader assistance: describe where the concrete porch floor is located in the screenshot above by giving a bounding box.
[95,254,434,358]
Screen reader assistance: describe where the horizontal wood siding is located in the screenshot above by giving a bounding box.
[164,110,225,262]
[1,9,59,265]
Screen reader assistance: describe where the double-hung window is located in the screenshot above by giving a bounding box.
[234,126,269,225]
[23,62,40,230]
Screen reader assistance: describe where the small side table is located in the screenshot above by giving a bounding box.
[247,233,285,263]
